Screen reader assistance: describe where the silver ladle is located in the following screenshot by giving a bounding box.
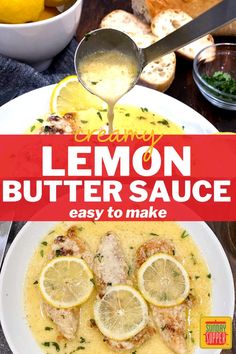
[75,0,236,96]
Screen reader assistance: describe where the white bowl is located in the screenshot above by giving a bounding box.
[0,221,234,354]
[0,0,83,71]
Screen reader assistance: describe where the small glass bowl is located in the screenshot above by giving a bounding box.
[193,43,236,111]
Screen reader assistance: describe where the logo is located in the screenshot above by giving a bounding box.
[200,317,232,349]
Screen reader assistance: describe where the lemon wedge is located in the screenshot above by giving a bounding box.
[94,285,149,341]
[50,75,104,114]
[138,254,190,307]
[39,257,94,309]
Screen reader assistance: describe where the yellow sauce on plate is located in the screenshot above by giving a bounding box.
[28,104,184,134]
[25,221,211,354]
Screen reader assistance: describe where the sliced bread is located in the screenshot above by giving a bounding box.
[151,9,214,60]
[140,53,176,91]
[128,32,176,92]
[100,9,151,35]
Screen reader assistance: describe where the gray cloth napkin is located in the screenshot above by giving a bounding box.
[0,38,78,96]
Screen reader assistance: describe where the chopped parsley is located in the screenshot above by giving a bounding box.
[37,118,44,123]
[128,265,132,276]
[55,249,62,257]
[207,273,212,279]
[91,81,98,85]
[41,241,48,246]
[80,120,88,124]
[42,342,60,351]
[141,107,148,112]
[94,253,103,262]
[202,71,236,96]
[30,125,35,132]
[195,275,200,280]
[97,111,103,121]
[80,337,86,344]
[137,116,146,120]
[33,280,38,285]
[40,249,44,257]
[181,230,189,239]
[190,252,197,265]
[150,232,159,236]
[45,326,53,331]
[90,278,95,285]
[125,113,130,117]
[158,119,170,127]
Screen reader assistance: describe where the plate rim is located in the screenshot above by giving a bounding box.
[0,220,234,354]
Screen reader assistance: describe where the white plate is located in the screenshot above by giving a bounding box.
[0,221,234,354]
[0,84,218,134]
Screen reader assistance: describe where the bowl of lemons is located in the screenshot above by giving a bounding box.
[0,0,83,71]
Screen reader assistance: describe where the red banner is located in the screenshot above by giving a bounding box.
[0,134,235,221]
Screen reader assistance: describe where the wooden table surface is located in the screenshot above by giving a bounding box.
[78,0,236,352]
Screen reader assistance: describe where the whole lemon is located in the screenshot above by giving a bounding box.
[45,0,68,7]
[38,7,60,21]
[0,0,44,24]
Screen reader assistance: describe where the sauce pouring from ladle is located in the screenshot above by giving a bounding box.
[75,0,235,133]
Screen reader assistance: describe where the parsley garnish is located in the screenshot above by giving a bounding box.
[158,119,170,127]
[181,230,189,239]
[97,111,103,121]
[150,232,159,236]
[203,71,236,95]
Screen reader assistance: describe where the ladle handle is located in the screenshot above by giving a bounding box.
[143,0,236,65]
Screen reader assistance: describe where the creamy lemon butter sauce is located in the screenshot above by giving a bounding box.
[25,221,211,354]
[78,50,139,133]
[29,105,184,134]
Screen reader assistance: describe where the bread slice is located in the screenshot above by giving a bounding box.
[140,53,176,91]
[128,32,176,92]
[132,0,236,36]
[131,0,152,23]
[151,9,214,60]
[100,9,151,35]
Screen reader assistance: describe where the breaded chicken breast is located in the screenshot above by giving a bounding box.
[136,238,191,354]
[93,232,131,297]
[42,226,93,340]
[93,232,156,351]
[40,113,76,134]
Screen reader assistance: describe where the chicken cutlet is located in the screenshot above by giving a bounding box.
[136,238,192,354]
[42,226,93,340]
[40,112,76,134]
[93,232,156,351]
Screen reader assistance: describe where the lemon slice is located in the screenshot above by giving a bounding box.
[94,285,148,341]
[50,75,104,114]
[39,256,94,308]
[138,254,190,307]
